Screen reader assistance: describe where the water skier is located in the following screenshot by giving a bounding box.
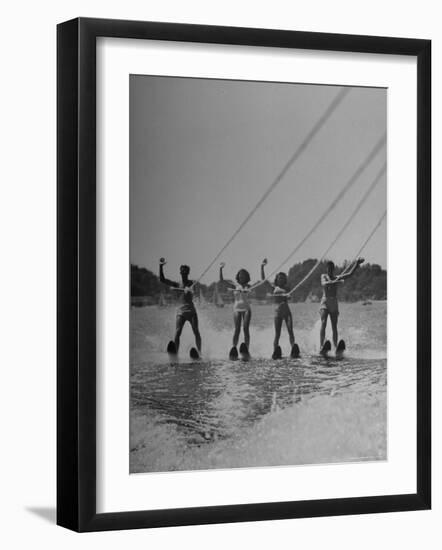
[260,258,299,359]
[159,258,201,358]
[319,257,365,352]
[219,262,252,359]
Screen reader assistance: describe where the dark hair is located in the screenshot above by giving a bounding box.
[180,264,190,273]
[326,261,335,270]
[274,272,288,287]
[235,269,251,284]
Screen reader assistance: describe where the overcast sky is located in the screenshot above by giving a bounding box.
[130,75,386,283]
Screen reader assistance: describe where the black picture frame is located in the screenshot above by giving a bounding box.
[57,17,431,532]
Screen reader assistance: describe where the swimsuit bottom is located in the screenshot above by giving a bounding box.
[233,302,251,313]
[319,297,339,314]
[176,305,197,322]
[274,301,291,319]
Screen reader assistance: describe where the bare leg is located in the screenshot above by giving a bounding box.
[174,315,186,352]
[285,310,295,347]
[273,316,283,349]
[232,311,242,347]
[320,309,328,348]
[191,313,202,352]
[243,309,251,348]
[330,312,339,348]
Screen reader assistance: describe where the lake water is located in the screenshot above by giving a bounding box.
[130,302,387,473]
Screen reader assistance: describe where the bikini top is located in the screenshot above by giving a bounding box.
[230,284,251,307]
[272,285,288,303]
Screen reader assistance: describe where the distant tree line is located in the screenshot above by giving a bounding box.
[131,260,386,304]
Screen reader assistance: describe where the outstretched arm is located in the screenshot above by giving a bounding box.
[321,273,344,287]
[338,257,365,280]
[159,259,179,288]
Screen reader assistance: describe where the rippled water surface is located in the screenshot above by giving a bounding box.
[130,302,387,473]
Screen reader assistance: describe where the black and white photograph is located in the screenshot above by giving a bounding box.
[129,75,387,474]
[0,0,435,542]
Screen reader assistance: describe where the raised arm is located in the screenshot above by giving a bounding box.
[159,258,179,288]
[219,262,225,282]
[219,263,235,289]
[261,258,268,281]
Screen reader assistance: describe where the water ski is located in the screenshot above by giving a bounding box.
[189,347,200,360]
[290,343,300,359]
[229,346,239,360]
[239,342,250,361]
[336,339,346,357]
[319,340,331,357]
[272,345,282,360]
[166,340,177,356]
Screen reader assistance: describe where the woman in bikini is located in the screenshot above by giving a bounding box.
[219,262,252,359]
[159,258,201,358]
[319,257,364,352]
[261,258,299,360]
